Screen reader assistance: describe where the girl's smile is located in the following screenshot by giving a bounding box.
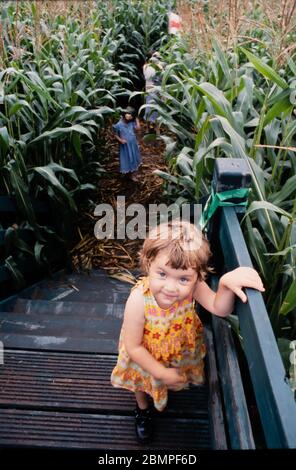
[148,251,197,309]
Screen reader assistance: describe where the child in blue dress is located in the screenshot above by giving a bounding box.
[113,107,141,182]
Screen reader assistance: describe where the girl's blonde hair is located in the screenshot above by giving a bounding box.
[139,221,212,281]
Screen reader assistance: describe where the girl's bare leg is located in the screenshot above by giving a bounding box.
[135,391,149,409]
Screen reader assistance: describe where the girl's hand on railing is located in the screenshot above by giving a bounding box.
[220,267,265,303]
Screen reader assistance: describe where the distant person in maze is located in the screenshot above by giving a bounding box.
[143,51,164,134]
[113,106,141,182]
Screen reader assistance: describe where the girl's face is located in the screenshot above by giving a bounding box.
[148,251,198,309]
[124,113,133,121]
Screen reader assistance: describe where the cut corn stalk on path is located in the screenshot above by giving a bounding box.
[71,123,166,280]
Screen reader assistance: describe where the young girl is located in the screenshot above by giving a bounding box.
[113,107,141,182]
[111,221,265,444]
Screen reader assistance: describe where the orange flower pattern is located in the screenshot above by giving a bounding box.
[111,277,206,411]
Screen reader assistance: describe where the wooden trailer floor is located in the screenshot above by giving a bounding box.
[0,270,226,450]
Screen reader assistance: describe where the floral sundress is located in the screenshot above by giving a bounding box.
[111,277,206,411]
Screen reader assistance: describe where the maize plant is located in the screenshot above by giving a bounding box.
[0,0,171,290]
[146,5,296,360]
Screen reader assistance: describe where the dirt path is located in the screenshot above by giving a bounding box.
[71,122,167,273]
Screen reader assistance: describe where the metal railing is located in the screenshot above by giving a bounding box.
[207,158,296,448]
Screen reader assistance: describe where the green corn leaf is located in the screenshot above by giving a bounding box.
[194,115,210,151]
[263,96,293,126]
[5,160,36,226]
[34,241,46,266]
[280,278,296,315]
[30,124,93,144]
[4,227,34,258]
[46,162,80,184]
[72,132,82,158]
[210,115,247,159]
[212,39,231,84]
[245,216,269,281]
[245,200,292,220]
[240,48,288,89]
[4,255,25,289]
[74,90,91,105]
[0,126,9,155]
[269,175,296,206]
[193,81,235,126]
[287,57,296,76]
[264,245,296,257]
[153,170,179,185]
[34,166,77,212]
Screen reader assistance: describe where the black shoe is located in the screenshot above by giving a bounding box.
[134,406,153,444]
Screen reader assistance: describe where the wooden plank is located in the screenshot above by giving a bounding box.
[0,409,211,450]
[0,350,208,417]
[30,269,135,291]
[0,333,119,353]
[204,325,227,450]
[0,267,216,450]
[219,206,296,448]
[30,272,134,292]
[0,270,132,353]
[0,312,122,353]
[9,299,124,319]
[211,312,255,448]
[69,270,137,290]
[0,311,122,339]
[20,287,129,303]
[0,269,67,310]
[20,287,128,304]
[0,269,131,310]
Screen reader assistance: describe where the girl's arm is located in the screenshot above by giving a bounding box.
[123,288,185,387]
[135,117,140,130]
[123,288,164,378]
[193,267,265,317]
[113,122,126,144]
[114,134,127,144]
